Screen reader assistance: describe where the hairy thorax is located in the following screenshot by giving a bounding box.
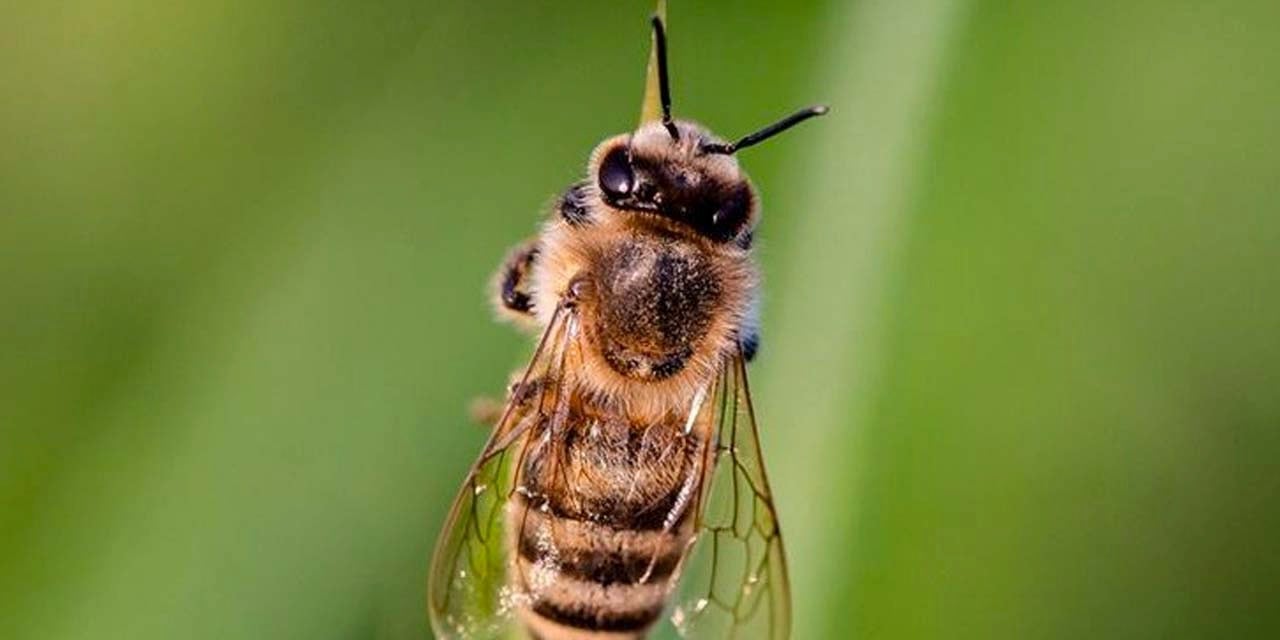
[589,236,721,381]
[532,217,756,421]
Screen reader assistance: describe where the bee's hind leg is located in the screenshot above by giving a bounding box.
[492,238,540,323]
[468,396,505,427]
[468,373,542,429]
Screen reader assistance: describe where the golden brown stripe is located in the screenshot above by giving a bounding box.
[520,438,700,531]
[521,611,645,640]
[514,496,686,585]
[513,556,669,634]
[532,597,663,633]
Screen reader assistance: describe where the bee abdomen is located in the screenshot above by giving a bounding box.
[512,493,692,637]
[529,581,666,634]
[511,413,701,637]
[516,495,687,583]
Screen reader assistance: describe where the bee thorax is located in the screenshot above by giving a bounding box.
[587,238,722,381]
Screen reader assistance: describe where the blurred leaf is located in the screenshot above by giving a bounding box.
[1,1,1278,639]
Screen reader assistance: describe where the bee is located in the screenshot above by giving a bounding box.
[429,10,826,640]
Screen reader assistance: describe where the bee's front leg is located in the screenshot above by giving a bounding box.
[492,238,540,323]
[471,239,541,427]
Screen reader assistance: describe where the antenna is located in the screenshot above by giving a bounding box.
[650,16,679,140]
[701,105,830,155]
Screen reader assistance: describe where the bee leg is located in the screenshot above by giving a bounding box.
[468,396,505,427]
[739,328,760,362]
[468,374,543,428]
[492,238,540,321]
[556,181,593,225]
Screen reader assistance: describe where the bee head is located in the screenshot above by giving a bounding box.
[585,15,827,245]
[589,123,756,244]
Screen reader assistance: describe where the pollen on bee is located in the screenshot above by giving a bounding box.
[526,524,562,595]
[498,584,531,615]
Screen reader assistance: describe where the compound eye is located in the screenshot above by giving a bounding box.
[598,147,634,197]
[708,185,752,242]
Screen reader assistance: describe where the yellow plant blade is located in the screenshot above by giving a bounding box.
[638,0,667,125]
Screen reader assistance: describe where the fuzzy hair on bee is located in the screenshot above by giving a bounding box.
[526,119,765,423]
[430,7,826,640]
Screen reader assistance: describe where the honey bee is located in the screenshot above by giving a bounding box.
[429,10,825,640]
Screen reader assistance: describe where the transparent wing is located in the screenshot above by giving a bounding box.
[428,306,579,640]
[668,352,792,639]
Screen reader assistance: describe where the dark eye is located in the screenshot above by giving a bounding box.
[598,148,634,197]
[712,187,749,232]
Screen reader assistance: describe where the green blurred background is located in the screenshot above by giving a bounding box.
[2,1,1278,638]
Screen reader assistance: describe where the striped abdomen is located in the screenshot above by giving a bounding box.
[509,412,702,639]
